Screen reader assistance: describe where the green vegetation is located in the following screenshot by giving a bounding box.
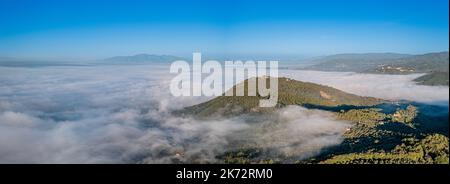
[219,105,449,164]
[221,149,278,164]
[321,134,449,164]
[337,108,387,126]
[177,78,449,164]
[308,105,449,164]
[304,53,411,72]
[364,52,449,86]
[332,107,418,153]
[218,105,448,164]
[304,51,449,86]
[179,77,382,117]
[414,72,449,86]
[391,105,418,127]
[373,51,449,74]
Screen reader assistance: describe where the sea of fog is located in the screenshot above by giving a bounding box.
[0,63,448,163]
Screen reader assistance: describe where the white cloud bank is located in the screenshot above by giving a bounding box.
[0,65,447,163]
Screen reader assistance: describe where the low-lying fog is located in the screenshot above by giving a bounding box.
[282,70,449,105]
[0,64,448,163]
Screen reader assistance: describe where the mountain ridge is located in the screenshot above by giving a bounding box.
[303,53,412,72]
[103,54,185,63]
[303,51,449,86]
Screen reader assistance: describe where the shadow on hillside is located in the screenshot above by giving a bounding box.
[311,101,448,162]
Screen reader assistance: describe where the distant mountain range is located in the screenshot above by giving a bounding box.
[102,54,185,63]
[304,51,449,86]
[176,77,449,164]
[369,51,449,74]
[0,57,14,61]
[303,53,412,72]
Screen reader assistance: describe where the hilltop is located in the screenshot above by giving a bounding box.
[179,77,383,117]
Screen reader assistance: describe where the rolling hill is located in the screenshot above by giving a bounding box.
[370,51,449,86]
[174,77,448,164]
[304,51,449,86]
[369,51,449,74]
[179,77,383,117]
[102,54,185,63]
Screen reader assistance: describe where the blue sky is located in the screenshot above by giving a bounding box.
[0,0,448,60]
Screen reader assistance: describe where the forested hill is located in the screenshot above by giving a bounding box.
[179,77,383,117]
[102,54,184,63]
[303,51,449,86]
[369,51,449,74]
[303,53,411,72]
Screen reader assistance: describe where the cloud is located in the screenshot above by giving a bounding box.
[0,64,447,163]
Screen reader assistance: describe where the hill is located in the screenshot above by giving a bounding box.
[303,53,411,72]
[414,72,449,86]
[370,51,449,74]
[370,51,449,86]
[179,77,383,117]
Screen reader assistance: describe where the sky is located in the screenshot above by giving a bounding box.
[0,0,448,60]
